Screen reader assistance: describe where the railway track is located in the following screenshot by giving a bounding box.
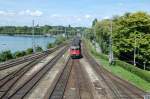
[75,60,93,99]
[0,44,67,85]
[0,43,67,71]
[0,46,68,99]
[49,57,73,99]
[82,43,145,99]
[49,59,93,99]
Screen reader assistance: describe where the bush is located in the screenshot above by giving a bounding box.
[95,47,150,83]
[47,43,54,49]
[14,51,26,58]
[116,60,150,82]
[54,36,66,45]
[35,46,43,52]
[0,50,13,61]
[86,39,150,83]
[26,48,33,54]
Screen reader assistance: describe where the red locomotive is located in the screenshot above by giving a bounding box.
[70,37,82,59]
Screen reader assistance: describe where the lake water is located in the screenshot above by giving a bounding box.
[0,35,55,53]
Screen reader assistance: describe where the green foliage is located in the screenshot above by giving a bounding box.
[100,58,150,92]
[0,50,13,61]
[116,60,150,82]
[35,46,43,52]
[54,36,66,45]
[14,51,26,58]
[113,12,150,68]
[47,43,54,49]
[0,25,84,36]
[84,28,94,41]
[94,19,112,53]
[26,48,33,54]
[89,11,150,70]
[92,18,98,27]
[47,35,67,49]
[86,39,150,91]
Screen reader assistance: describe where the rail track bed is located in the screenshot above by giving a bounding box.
[0,46,68,99]
[0,43,67,71]
[0,42,147,99]
[63,59,93,99]
[49,58,73,99]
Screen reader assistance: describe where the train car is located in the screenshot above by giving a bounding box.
[70,37,82,59]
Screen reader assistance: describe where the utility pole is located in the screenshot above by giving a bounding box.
[65,27,67,38]
[32,20,36,53]
[109,20,114,65]
[93,26,96,49]
[134,33,137,66]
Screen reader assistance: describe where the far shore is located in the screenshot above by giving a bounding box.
[0,34,54,37]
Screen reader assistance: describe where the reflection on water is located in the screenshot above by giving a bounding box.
[0,35,55,52]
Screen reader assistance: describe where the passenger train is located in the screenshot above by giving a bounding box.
[70,37,82,59]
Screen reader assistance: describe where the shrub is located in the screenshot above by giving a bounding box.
[14,51,26,58]
[35,46,43,52]
[86,39,150,83]
[47,43,54,49]
[0,50,13,61]
[54,36,66,45]
[26,48,33,54]
[116,60,150,82]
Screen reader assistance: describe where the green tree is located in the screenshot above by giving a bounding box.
[35,46,43,52]
[55,36,66,45]
[47,43,54,49]
[87,12,150,69]
[84,28,94,41]
[0,50,13,61]
[113,12,150,68]
[14,51,26,58]
[26,48,33,54]
[92,18,98,27]
[94,19,113,53]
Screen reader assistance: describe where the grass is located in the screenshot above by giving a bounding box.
[85,39,150,92]
[97,57,150,92]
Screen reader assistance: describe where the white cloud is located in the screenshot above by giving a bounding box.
[30,10,43,17]
[0,10,15,16]
[77,17,82,21]
[50,14,61,18]
[0,10,43,17]
[84,14,92,19]
[19,10,43,17]
[103,16,110,19]
[50,14,93,20]
[0,11,6,15]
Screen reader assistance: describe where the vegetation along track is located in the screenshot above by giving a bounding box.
[82,43,145,99]
[0,43,67,71]
[0,46,68,99]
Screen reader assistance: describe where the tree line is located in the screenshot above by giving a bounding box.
[85,12,150,70]
[0,25,83,35]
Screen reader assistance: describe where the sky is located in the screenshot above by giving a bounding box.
[0,0,150,27]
